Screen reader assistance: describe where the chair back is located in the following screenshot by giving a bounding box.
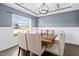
[59,31,65,55]
[27,33,42,55]
[18,32,27,50]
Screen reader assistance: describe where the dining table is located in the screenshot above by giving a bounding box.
[41,34,57,47]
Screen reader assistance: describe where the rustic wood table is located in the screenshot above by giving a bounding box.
[41,34,57,47]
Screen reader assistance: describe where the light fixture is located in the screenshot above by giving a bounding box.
[39,3,49,14]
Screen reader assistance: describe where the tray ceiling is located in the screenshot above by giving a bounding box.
[2,3,79,17]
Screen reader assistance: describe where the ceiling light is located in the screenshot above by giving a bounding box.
[39,3,49,14]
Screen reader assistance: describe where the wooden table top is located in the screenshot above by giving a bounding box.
[41,34,57,44]
[41,38,52,43]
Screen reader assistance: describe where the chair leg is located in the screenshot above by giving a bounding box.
[26,50,30,56]
[30,52,33,56]
[25,51,28,56]
[18,47,20,56]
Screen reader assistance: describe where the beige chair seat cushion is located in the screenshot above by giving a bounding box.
[46,43,59,55]
[54,40,59,44]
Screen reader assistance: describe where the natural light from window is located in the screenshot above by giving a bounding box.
[12,14,31,37]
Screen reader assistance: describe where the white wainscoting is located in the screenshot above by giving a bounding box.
[0,27,79,51]
[30,27,79,45]
[0,27,18,51]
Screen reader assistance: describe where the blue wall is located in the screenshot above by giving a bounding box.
[0,4,36,27]
[1,3,79,27]
[38,10,79,27]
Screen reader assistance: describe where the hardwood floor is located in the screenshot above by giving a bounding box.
[0,46,18,56]
[0,43,79,56]
[64,43,79,56]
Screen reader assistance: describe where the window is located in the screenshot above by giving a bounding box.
[12,14,31,37]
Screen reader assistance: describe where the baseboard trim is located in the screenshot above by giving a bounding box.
[65,43,79,46]
[0,45,18,52]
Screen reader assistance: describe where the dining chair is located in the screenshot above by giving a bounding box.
[27,33,46,56]
[46,31,65,56]
[18,32,28,56]
[41,30,46,36]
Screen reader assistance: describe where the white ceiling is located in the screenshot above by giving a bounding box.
[2,3,79,17]
[17,3,72,14]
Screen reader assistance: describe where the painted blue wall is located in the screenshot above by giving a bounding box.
[1,3,79,27]
[0,3,36,27]
[38,10,79,27]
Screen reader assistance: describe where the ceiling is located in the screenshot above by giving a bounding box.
[2,3,79,17]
